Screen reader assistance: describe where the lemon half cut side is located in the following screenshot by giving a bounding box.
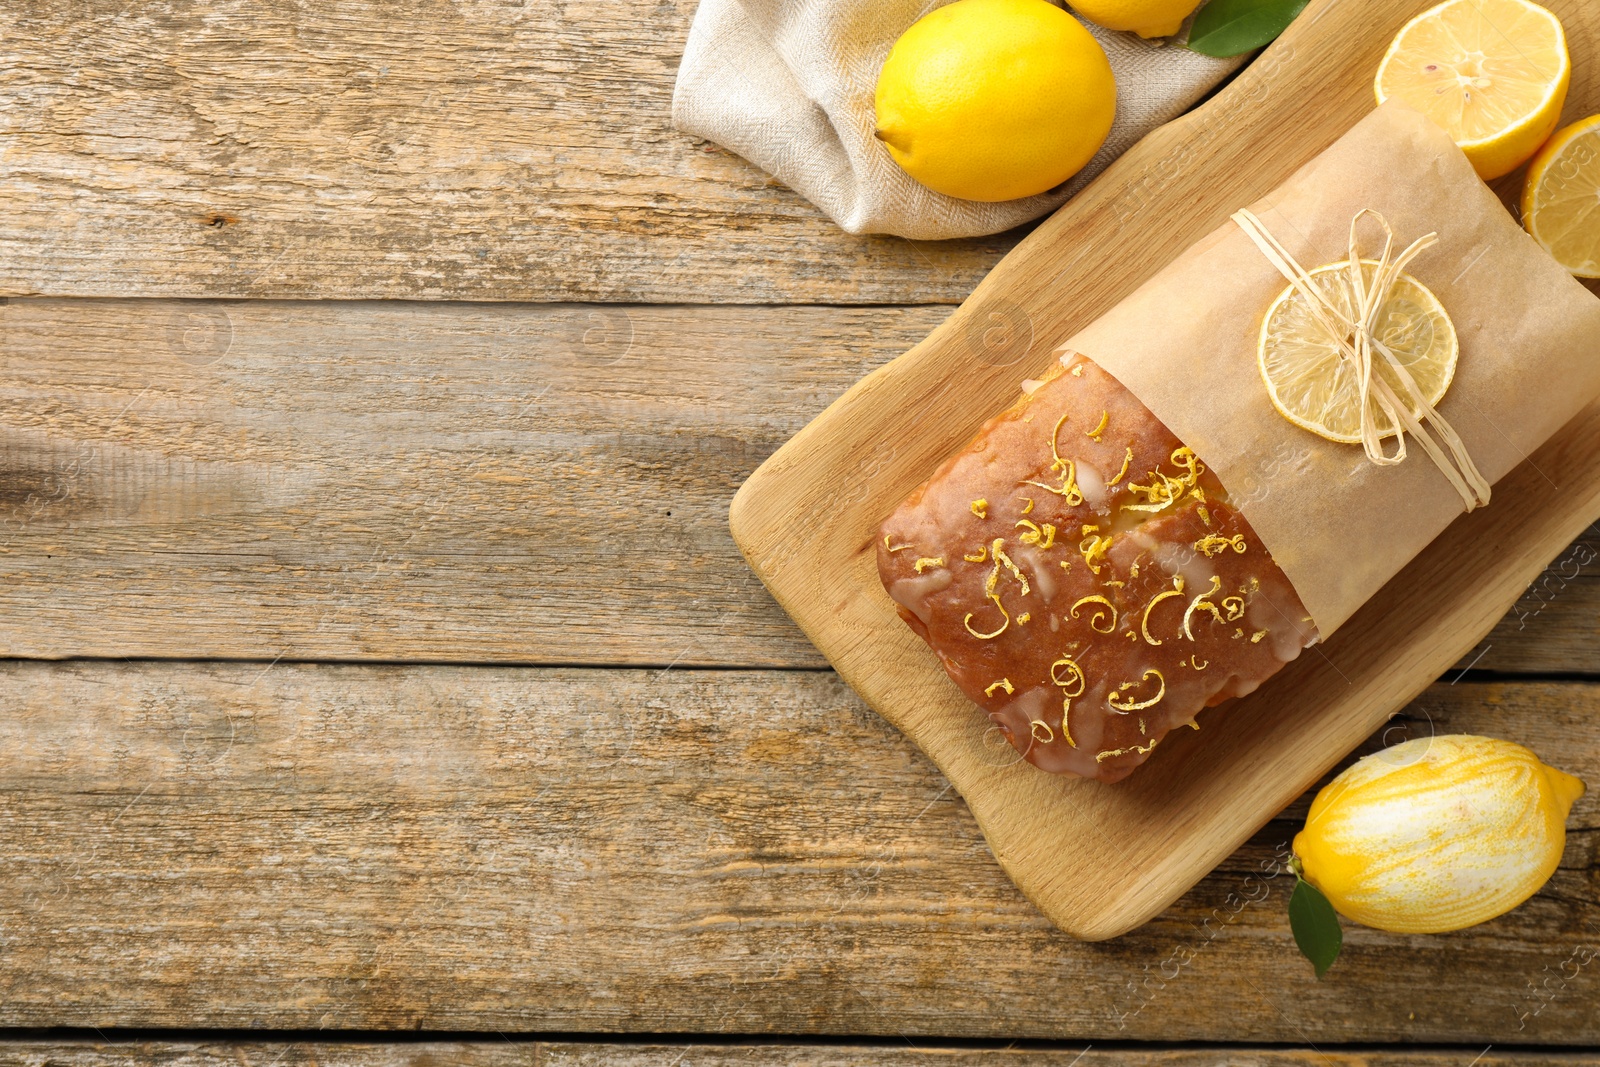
[1375,0,1570,181]
[1257,260,1459,445]
[1522,114,1600,278]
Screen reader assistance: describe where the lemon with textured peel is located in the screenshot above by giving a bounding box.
[1293,735,1585,934]
[1068,0,1200,38]
[1375,0,1570,181]
[1257,260,1458,445]
[874,0,1116,203]
[1522,114,1600,278]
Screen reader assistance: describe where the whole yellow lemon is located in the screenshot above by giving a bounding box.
[874,0,1117,203]
[1293,735,1586,934]
[1068,0,1202,38]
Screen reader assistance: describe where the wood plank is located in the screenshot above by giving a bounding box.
[1473,520,1600,674]
[0,0,1015,304]
[3,297,1596,673]
[0,297,938,665]
[0,1042,1595,1067]
[1,662,1594,1040]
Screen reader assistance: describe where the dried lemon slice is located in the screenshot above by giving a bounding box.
[1258,260,1458,444]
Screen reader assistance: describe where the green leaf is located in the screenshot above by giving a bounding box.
[1185,0,1312,58]
[1288,878,1343,978]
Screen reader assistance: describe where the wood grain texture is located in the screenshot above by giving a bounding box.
[2,1044,1598,1067]
[730,0,1600,940]
[1,661,1594,1041]
[2,296,1594,672]
[0,0,1014,304]
[1476,522,1600,673]
[0,297,944,665]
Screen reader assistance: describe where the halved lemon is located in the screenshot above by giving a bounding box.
[1375,0,1570,181]
[1522,114,1600,278]
[1258,261,1458,444]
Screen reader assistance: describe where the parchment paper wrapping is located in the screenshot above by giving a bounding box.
[1063,101,1600,637]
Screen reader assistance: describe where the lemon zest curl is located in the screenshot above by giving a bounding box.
[1107,669,1166,713]
[1070,595,1118,634]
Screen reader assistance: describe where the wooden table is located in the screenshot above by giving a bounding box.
[0,2,1595,1064]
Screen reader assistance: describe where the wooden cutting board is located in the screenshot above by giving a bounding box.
[730,0,1600,941]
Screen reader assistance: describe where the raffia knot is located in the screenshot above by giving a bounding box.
[1233,207,1490,512]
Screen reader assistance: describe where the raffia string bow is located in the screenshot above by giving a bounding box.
[1232,208,1491,512]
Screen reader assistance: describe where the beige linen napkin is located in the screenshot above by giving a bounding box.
[672,0,1246,239]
